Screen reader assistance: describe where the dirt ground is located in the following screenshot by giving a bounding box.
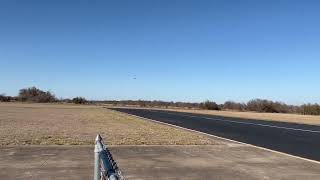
[0,103,219,145]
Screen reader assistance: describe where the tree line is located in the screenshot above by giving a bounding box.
[0,87,87,104]
[1,87,320,115]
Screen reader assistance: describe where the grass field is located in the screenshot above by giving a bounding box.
[0,103,219,145]
[162,108,320,125]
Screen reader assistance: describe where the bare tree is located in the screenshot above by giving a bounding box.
[18,87,57,103]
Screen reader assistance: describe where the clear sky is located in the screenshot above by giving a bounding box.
[0,0,319,104]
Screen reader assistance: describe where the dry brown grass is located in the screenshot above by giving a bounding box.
[161,108,320,125]
[0,103,220,145]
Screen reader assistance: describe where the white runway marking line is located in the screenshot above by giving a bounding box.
[151,110,320,133]
[113,110,320,165]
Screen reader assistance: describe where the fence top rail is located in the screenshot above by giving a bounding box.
[94,134,124,180]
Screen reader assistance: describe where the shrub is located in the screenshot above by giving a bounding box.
[246,99,289,113]
[223,101,246,111]
[200,100,220,110]
[72,97,87,104]
[300,103,320,115]
[0,94,12,102]
[138,100,146,107]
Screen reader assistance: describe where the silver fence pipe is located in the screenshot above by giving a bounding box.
[94,135,102,180]
[94,134,119,180]
[99,151,118,180]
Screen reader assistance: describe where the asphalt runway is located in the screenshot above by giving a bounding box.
[111,108,320,162]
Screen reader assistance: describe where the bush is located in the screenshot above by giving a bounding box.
[18,87,57,103]
[246,99,289,113]
[138,100,146,107]
[300,103,320,115]
[223,101,246,111]
[200,100,220,110]
[0,94,12,102]
[72,97,87,104]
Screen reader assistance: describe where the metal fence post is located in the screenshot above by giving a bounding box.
[94,134,122,180]
[94,134,102,180]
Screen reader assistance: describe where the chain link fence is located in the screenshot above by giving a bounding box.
[94,134,124,180]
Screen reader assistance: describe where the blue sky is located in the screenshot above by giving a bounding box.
[0,0,319,104]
